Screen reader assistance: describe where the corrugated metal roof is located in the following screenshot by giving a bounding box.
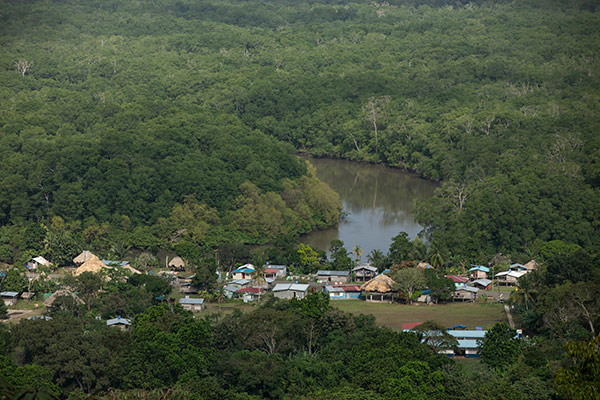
[445,275,469,283]
[106,317,131,326]
[273,283,309,292]
[469,265,490,272]
[317,270,350,276]
[448,330,487,339]
[456,286,479,293]
[230,279,250,285]
[353,264,378,272]
[179,297,204,305]
[325,286,344,293]
[457,339,480,349]
[472,279,492,286]
[236,288,265,294]
[0,291,19,297]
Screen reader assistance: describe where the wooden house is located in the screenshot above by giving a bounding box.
[324,285,362,300]
[453,286,479,301]
[236,287,266,302]
[179,296,205,312]
[469,265,489,279]
[1,291,19,306]
[471,278,492,290]
[316,270,350,283]
[28,256,51,270]
[445,275,469,288]
[353,264,378,282]
[273,283,309,300]
[495,270,526,286]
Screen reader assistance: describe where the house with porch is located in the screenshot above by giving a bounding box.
[179,296,205,312]
[469,265,489,279]
[273,283,309,300]
[471,278,492,290]
[495,270,526,286]
[316,270,350,283]
[1,291,19,306]
[236,287,266,302]
[445,275,469,288]
[453,286,479,301]
[361,274,396,303]
[353,264,378,282]
[231,264,255,280]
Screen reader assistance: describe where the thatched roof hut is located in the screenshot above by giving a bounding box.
[44,289,84,307]
[73,251,96,265]
[361,274,396,293]
[73,255,107,276]
[169,256,186,270]
[524,260,538,271]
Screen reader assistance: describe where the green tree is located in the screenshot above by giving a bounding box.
[479,322,521,372]
[1,268,26,292]
[297,243,321,274]
[388,232,413,265]
[555,336,600,400]
[392,268,426,304]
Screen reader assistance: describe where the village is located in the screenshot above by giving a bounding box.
[0,250,537,358]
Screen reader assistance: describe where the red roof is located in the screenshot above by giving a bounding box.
[445,275,469,283]
[401,322,424,330]
[236,287,265,294]
[264,269,278,274]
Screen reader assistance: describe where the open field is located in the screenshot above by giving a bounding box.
[333,301,507,330]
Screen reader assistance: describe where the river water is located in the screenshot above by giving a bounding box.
[301,157,437,261]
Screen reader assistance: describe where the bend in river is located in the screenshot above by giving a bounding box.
[301,157,437,261]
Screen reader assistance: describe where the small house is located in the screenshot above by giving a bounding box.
[231,264,255,280]
[1,291,19,306]
[20,291,35,300]
[169,256,186,271]
[106,317,132,331]
[453,286,479,301]
[509,263,528,272]
[236,287,266,303]
[471,278,492,290]
[273,283,309,300]
[445,275,469,288]
[353,264,378,282]
[29,256,51,270]
[179,296,205,312]
[264,264,287,278]
[223,285,240,299]
[230,279,251,287]
[447,330,487,357]
[316,270,350,283]
[495,270,526,286]
[469,265,489,280]
[324,286,345,300]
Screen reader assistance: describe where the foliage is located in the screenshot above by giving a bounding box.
[392,268,426,304]
[0,268,26,292]
[479,322,522,373]
[554,336,600,400]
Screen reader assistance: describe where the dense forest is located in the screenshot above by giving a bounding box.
[1,0,600,398]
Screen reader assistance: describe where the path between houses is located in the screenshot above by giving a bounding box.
[504,304,515,329]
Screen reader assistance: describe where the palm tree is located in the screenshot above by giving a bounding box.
[352,245,364,265]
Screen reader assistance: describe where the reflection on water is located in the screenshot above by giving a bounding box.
[301,157,437,260]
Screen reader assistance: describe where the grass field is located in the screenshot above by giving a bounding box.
[333,301,507,330]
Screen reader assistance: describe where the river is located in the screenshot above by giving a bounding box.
[301,157,437,262]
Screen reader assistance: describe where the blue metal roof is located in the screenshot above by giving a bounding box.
[469,265,490,272]
[179,297,204,305]
[457,339,480,349]
[317,270,350,276]
[106,317,131,326]
[448,330,487,339]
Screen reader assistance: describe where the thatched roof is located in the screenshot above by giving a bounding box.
[44,289,84,307]
[525,260,538,271]
[73,255,107,276]
[121,265,141,275]
[169,256,186,268]
[360,274,396,293]
[73,251,96,265]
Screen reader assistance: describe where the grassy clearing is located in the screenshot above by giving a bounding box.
[333,301,507,330]
[454,357,485,374]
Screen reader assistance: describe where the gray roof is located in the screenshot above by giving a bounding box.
[179,297,204,305]
[223,285,239,293]
[456,286,479,293]
[353,264,378,272]
[448,330,487,339]
[230,279,250,286]
[325,286,344,293]
[273,283,310,292]
[317,270,350,276]
[106,317,132,326]
[472,279,492,287]
[0,291,19,297]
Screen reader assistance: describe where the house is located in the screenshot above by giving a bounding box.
[338,285,362,299]
[265,265,287,278]
[20,291,35,300]
[73,255,107,276]
[524,260,538,271]
[1,291,19,306]
[324,286,345,299]
[236,287,266,303]
[230,279,251,287]
[179,296,205,312]
[231,264,255,280]
[174,273,197,294]
[353,264,378,282]
[223,285,240,299]
[361,274,396,303]
[106,317,132,330]
[272,283,310,300]
[73,251,96,265]
[28,256,51,270]
[509,263,528,272]
[469,265,489,279]
[453,286,479,301]
[495,270,526,286]
[416,262,432,270]
[445,275,469,288]
[169,256,186,271]
[471,279,492,290]
[447,329,487,357]
[316,270,350,283]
